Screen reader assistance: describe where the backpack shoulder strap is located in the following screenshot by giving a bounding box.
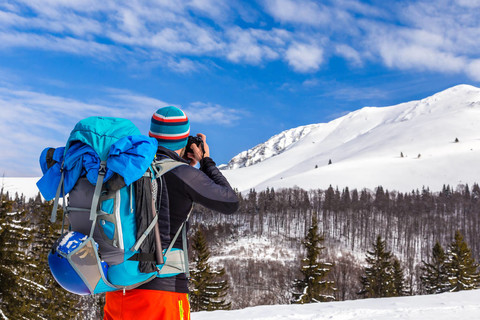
[129,158,187,257]
[150,158,187,178]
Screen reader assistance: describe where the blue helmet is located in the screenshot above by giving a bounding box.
[48,231,108,295]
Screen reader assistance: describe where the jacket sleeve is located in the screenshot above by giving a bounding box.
[175,157,239,214]
[199,157,233,189]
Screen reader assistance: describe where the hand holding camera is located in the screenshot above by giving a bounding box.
[185,133,210,166]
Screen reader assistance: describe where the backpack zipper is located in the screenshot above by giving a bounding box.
[130,184,133,213]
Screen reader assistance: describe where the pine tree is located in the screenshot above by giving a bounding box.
[421,241,449,294]
[1,196,91,319]
[358,235,395,298]
[292,216,336,304]
[444,230,480,292]
[0,196,25,316]
[190,228,231,312]
[392,258,407,296]
[24,201,83,319]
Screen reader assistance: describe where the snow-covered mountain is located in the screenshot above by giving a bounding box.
[3,85,480,199]
[193,289,480,320]
[222,84,480,193]
[220,124,321,169]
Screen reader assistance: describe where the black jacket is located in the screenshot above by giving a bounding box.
[138,146,239,292]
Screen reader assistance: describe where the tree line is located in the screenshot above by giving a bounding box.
[1,181,480,316]
[190,184,480,308]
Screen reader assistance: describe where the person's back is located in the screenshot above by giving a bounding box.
[104,106,239,320]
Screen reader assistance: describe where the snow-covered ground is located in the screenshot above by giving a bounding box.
[210,235,297,264]
[192,289,480,320]
[1,177,40,199]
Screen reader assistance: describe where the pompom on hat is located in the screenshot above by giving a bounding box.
[149,106,190,151]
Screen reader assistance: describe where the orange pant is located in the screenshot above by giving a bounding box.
[104,289,190,320]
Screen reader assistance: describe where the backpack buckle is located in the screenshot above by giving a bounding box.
[98,162,107,175]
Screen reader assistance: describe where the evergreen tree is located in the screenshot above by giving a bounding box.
[0,196,25,316]
[358,235,395,298]
[23,201,83,319]
[421,241,449,294]
[190,228,231,312]
[292,216,336,304]
[392,258,407,296]
[444,230,480,292]
[0,197,85,319]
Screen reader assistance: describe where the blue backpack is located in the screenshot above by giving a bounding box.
[37,117,190,295]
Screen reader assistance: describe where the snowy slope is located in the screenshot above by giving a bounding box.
[222,85,480,193]
[220,124,321,169]
[192,289,480,320]
[4,85,480,199]
[1,177,40,200]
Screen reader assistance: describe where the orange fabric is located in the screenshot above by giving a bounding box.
[104,289,190,320]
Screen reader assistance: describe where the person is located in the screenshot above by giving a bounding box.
[103,106,239,320]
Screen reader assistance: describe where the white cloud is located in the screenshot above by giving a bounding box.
[399,1,480,56]
[378,41,467,74]
[455,0,480,8]
[226,27,286,64]
[0,31,114,57]
[265,0,480,79]
[167,58,203,73]
[359,17,470,75]
[264,0,331,26]
[285,43,323,73]
[184,102,242,125]
[118,8,144,36]
[320,85,388,102]
[2,0,480,79]
[0,86,243,176]
[187,0,232,21]
[334,0,387,18]
[227,30,268,64]
[0,89,110,176]
[467,60,480,81]
[335,44,363,67]
[302,78,320,87]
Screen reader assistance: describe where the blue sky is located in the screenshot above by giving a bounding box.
[1,0,480,177]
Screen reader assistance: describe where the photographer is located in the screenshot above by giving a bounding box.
[104,106,239,320]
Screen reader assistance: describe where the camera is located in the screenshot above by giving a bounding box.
[185,135,204,157]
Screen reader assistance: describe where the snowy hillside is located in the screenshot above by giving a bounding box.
[222,84,480,193]
[1,177,40,200]
[220,124,321,169]
[3,85,480,199]
[192,289,480,320]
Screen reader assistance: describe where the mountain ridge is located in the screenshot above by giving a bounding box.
[221,84,480,193]
[3,84,480,199]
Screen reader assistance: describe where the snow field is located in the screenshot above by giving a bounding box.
[192,289,480,320]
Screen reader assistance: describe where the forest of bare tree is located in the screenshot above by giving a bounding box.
[190,184,480,308]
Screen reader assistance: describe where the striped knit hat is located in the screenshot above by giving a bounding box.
[149,106,190,151]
